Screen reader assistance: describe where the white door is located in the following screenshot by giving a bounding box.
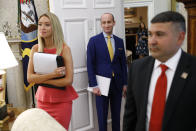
[49,0,125,130]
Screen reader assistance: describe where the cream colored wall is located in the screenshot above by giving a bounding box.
[0,0,18,38]
[0,0,48,38]
[154,0,171,15]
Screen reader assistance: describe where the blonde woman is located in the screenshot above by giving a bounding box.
[27,12,78,130]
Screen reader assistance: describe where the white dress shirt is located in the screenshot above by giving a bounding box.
[146,49,182,131]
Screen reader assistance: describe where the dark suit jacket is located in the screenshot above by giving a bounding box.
[123,51,196,131]
[87,32,127,89]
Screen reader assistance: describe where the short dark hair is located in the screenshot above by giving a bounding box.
[151,11,186,33]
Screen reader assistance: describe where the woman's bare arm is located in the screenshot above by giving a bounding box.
[27,44,63,84]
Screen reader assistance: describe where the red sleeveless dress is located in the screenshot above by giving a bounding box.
[35,47,78,130]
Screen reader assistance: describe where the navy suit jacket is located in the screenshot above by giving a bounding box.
[87,32,127,89]
[123,51,196,131]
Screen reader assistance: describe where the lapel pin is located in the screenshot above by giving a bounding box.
[181,72,188,79]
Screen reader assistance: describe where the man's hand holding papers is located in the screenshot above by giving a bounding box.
[87,75,111,96]
[93,87,101,96]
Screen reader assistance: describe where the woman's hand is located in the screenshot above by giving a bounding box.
[54,66,66,77]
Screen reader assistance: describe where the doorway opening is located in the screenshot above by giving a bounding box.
[124,7,148,64]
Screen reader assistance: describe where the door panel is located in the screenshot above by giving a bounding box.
[63,18,88,69]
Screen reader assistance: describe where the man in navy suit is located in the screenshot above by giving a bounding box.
[87,13,127,131]
[123,11,196,131]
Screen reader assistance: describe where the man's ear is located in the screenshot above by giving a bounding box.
[177,31,185,46]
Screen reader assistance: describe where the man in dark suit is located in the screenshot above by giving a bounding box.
[87,13,127,131]
[123,11,196,131]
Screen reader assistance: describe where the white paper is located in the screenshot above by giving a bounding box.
[33,52,58,74]
[87,75,111,96]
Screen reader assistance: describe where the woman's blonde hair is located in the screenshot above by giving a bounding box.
[38,12,65,55]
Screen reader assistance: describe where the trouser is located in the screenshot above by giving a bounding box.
[96,78,122,131]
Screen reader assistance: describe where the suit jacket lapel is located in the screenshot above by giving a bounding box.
[140,57,155,129]
[162,51,192,128]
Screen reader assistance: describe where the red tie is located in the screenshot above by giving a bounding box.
[149,64,168,131]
